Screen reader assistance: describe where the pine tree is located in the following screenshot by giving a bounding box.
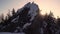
[4,16,8,23]
[1,13,4,23]
[7,10,11,19]
[49,11,54,17]
[5,16,8,21]
[57,17,60,26]
[12,8,15,16]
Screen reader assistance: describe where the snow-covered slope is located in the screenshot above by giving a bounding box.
[17,2,39,21]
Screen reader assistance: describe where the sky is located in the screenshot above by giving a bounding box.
[0,0,60,18]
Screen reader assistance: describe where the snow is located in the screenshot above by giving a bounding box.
[16,2,39,22]
[23,23,31,29]
[0,32,25,34]
[0,2,39,34]
[1,26,6,30]
[14,26,21,32]
[0,2,60,34]
[40,28,43,34]
[14,29,18,33]
[16,26,20,29]
[27,2,38,21]
[11,16,19,23]
[41,28,43,34]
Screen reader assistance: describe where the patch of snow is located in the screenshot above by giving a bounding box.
[27,2,38,21]
[17,2,38,22]
[0,32,25,34]
[11,16,19,23]
[15,26,23,32]
[1,26,6,30]
[23,23,31,29]
[16,26,20,29]
[14,29,18,33]
[40,28,43,34]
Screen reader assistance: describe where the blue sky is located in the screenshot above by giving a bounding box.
[0,0,60,18]
[0,0,33,15]
[0,0,22,13]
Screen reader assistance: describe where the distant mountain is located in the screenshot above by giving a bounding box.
[0,2,60,34]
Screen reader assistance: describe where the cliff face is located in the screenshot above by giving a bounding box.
[0,2,60,34]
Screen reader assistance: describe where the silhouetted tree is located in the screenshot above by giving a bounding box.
[5,16,8,21]
[45,11,54,23]
[4,16,8,25]
[12,8,15,16]
[7,10,11,19]
[57,17,60,26]
[44,13,48,21]
[1,14,4,23]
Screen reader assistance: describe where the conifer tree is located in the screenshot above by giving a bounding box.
[12,8,15,16]
[7,10,11,19]
[1,14,4,23]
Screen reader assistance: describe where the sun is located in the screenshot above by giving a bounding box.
[40,10,46,15]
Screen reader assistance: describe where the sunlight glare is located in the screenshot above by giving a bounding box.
[40,11,46,15]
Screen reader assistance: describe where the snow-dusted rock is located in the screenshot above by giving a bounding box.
[23,23,31,29]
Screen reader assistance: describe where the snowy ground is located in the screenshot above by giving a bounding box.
[0,32,25,34]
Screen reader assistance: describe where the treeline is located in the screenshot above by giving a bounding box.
[0,8,15,23]
[0,8,16,32]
